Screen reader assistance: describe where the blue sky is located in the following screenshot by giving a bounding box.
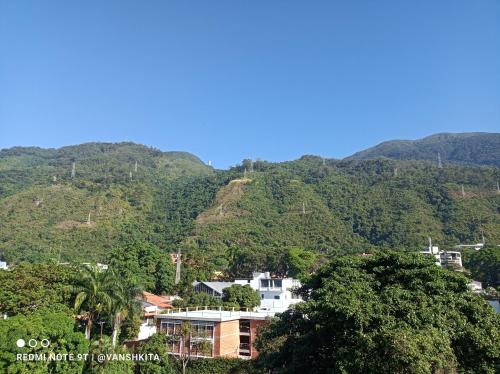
[1,1,499,168]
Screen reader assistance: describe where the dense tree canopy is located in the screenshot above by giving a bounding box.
[255,252,500,374]
[0,306,89,374]
[222,284,260,309]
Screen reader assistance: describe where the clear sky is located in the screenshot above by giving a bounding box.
[1,1,499,168]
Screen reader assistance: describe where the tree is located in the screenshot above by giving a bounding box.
[284,247,317,280]
[111,281,142,347]
[462,247,500,288]
[0,263,76,316]
[222,284,260,309]
[109,239,176,295]
[135,332,175,374]
[255,252,500,374]
[73,265,116,339]
[0,305,88,374]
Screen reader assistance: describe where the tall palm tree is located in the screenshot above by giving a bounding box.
[73,265,116,339]
[111,281,142,347]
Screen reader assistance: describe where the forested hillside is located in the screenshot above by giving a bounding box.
[346,132,500,166]
[0,142,499,282]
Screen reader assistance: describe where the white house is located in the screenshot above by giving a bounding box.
[235,272,302,313]
[137,292,176,340]
[420,240,462,268]
[192,272,303,313]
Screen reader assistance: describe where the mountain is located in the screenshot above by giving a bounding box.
[346,133,500,166]
[0,142,499,281]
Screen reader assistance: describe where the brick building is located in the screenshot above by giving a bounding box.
[155,309,273,359]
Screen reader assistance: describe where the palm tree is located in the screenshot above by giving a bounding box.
[111,281,142,347]
[73,265,116,339]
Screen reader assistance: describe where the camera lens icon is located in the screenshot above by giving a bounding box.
[16,339,25,348]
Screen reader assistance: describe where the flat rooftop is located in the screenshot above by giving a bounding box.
[155,309,275,322]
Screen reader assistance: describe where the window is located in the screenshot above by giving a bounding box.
[261,279,269,288]
[274,295,280,300]
[261,294,264,299]
[274,279,282,288]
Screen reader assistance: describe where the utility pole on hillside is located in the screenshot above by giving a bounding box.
[437,153,442,169]
[175,248,182,284]
[71,162,76,178]
[134,160,138,173]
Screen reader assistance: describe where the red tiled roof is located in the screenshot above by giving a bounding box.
[142,292,172,309]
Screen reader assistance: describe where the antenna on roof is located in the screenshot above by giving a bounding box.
[437,153,442,168]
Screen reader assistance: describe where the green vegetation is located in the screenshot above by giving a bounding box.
[0,142,499,282]
[255,252,500,373]
[222,284,260,309]
[347,132,500,167]
[0,306,89,374]
[0,141,499,373]
[462,247,500,289]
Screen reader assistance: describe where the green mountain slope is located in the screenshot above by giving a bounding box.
[0,142,499,281]
[180,157,499,278]
[346,133,500,166]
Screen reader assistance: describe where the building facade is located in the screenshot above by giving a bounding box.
[155,309,272,359]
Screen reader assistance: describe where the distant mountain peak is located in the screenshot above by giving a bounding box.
[345,132,500,166]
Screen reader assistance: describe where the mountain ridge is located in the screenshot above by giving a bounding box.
[345,132,500,167]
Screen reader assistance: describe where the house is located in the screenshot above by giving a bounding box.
[192,282,236,299]
[419,241,462,268]
[439,251,462,268]
[234,272,302,313]
[137,292,175,340]
[192,272,303,313]
[155,308,273,359]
